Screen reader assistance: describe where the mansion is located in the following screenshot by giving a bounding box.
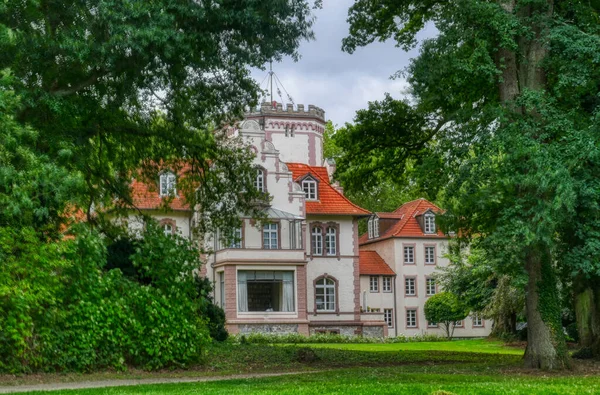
[129,102,491,338]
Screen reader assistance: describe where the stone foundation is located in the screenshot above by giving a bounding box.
[362,325,385,338]
[238,324,299,334]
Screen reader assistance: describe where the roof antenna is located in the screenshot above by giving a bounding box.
[260,61,294,108]
[269,61,274,104]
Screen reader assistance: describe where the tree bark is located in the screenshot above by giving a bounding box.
[575,279,600,356]
[523,247,570,369]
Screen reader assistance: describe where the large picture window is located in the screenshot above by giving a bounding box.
[237,271,294,312]
[315,277,336,312]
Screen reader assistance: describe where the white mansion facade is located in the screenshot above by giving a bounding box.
[129,102,492,338]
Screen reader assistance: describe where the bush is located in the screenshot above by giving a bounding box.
[195,277,228,342]
[0,223,211,373]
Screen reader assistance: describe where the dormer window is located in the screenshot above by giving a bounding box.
[254,168,265,192]
[159,172,176,197]
[424,213,436,234]
[368,218,374,239]
[302,177,317,200]
[373,217,379,238]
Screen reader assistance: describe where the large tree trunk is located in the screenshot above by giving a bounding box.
[575,279,600,356]
[523,247,570,369]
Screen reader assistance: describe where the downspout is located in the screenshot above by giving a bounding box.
[394,274,398,336]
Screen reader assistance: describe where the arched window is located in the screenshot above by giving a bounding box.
[325,227,337,256]
[254,168,265,192]
[311,226,323,255]
[315,277,336,312]
[302,177,317,200]
[424,213,436,234]
[159,172,176,197]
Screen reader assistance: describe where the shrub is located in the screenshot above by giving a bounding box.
[424,292,469,340]
[229,332,445,345]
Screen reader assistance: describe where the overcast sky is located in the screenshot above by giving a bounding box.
[250,0,436,126]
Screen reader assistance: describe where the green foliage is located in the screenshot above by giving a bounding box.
[0,223,211,373]
[195,277,228,342]
[424,293,470,340]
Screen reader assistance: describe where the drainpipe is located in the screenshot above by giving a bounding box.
[394,274,398,336]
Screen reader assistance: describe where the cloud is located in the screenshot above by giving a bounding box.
[250,0,435,125]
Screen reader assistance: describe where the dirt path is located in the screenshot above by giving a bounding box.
[0,371,315,394]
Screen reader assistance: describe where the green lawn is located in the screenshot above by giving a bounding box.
[24,366,600,394]
[303,339,525,355]
[7,340,600,394]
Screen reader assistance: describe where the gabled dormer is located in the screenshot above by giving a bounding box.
[416,208,437,234]
[299,174,319,201]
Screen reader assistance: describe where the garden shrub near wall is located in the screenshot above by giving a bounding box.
[0,223,210,373]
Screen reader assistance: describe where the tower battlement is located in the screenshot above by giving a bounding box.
[248,102,326,122]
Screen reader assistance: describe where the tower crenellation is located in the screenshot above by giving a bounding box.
[254,102,325,121]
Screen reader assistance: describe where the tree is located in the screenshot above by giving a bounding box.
[0,0,320,235]
[341,0,600,369]
[424,292,469,340]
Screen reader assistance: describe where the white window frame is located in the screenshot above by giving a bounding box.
[382,276,392,293]
[473,314,484,327]
[325,226,337,256]
[302,178,317,200]
[404,246,415,264]
[426,277,436,296]
[254,168,265,192]
[311,226,323,255]
[163,223,173,236]
[425,245,436,265]
[263,223,278,249]
[424,213,436,234]
[316,278,336,312]
[406,309,417,328]
[384,309,393,328]
[159,172,176,197]
[368,218,374,239]
[405,277,416,296]
[219,272,225,309]
[228,227,243,248]
[369,275,379,293]
[373,217,379,238]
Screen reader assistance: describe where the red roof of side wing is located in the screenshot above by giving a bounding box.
[359,198,446,245]
[286,163,370,216]
[359,251,395,275]
[130,165,192,211]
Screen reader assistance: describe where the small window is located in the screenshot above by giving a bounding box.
[405,277,416,296]
[382,276,392,292]
[426,278,436,296]
[263,223,278,249]
[368,218,374,239]
[425,245,436,265]
[369,276,379,292]
[384,309,393,328]
[254,168,265,192]
[159,172,176,197]
[424,213,436,234]
[454,320,463,327]
[163,223,173,236]
[228,227,243,248]
[311,226,323,255]
[404,246,415,264]
[316,277,336,312]
[406,309,417,328]
[473,314,484,327]
[302,178,317,200]
[325,227,337,256]
[373,217,379,238]
[428,321,438,328]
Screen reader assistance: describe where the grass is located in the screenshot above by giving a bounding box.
[19,366,600,394]
[303,338,525,355]
[4,340,600,394]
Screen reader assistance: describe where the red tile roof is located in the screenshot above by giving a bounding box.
[359,251,395,275]
[286,163,370,216]
[359,198,446,245]
[130,168,191,211]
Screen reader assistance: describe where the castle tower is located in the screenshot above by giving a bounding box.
[245,102,326,167]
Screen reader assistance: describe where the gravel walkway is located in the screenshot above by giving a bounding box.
[0,371,314,394]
